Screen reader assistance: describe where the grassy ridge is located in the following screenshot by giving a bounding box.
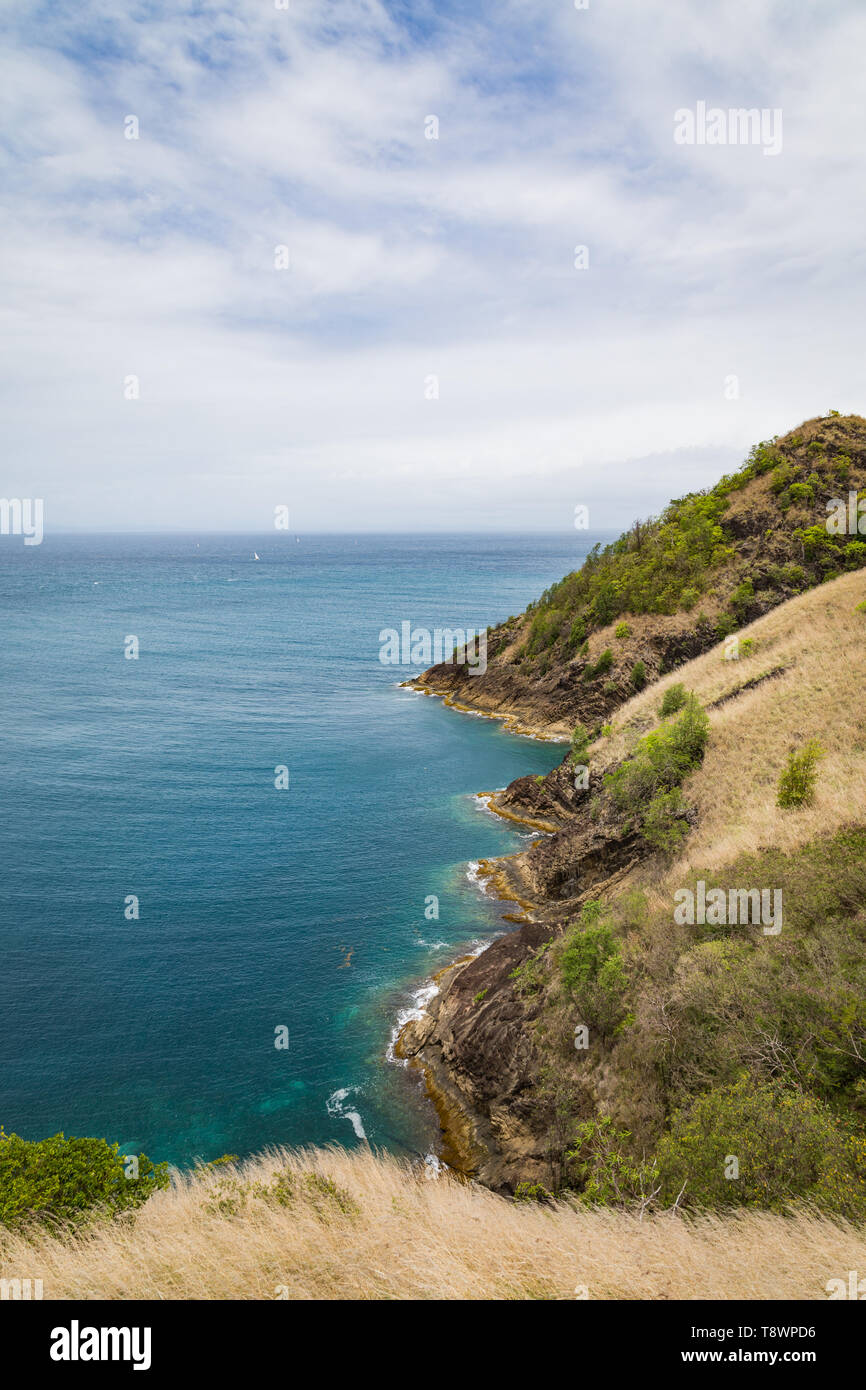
[514,414,866,668]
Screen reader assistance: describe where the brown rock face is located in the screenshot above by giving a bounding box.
[400,756,649,1189]
[399,920,558,1189]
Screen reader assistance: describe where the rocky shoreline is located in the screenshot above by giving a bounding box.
[394,671,651,1189]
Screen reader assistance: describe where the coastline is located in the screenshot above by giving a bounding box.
[390,843,545,1178]
[402,676,570,743]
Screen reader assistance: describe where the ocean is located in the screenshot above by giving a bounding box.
[0,533,593,1166]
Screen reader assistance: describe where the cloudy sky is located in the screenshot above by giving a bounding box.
[2,0,865,532]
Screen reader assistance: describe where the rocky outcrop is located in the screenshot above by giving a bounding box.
[399,920,558,1190]
[400,756,650,1189]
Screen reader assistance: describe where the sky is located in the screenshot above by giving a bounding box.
[2,0,865,533]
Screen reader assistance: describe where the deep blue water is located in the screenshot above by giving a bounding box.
[0,533,592,1166]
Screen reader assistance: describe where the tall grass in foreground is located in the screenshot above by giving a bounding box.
[2,1146,864,1300]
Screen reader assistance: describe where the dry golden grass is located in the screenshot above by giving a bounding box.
[591,569,866,881]
[1,1145,863,1300]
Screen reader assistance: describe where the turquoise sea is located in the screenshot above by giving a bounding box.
[0,534,594,1166]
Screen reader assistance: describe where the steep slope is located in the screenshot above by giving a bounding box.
[401,568,866,1197]
[412,413,866,736]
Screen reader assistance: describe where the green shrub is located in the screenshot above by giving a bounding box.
[834,453,852,480]
[788,482,814,505]
[795,524,836,562]
[614,621,631,640]
[584,648,614,681]
[605,695,709,816]
[729,578,754,619]
[513,1181,552,1204]
[559,904,629,1037]
[570,723,591,761]
[654,1077,866,1218]
[642,788,690,854]
[0,1130,168,1230]
[658,683,687,718]
[630,660,647,691]
[770,461,798,495]
[567,1117,658,1206]
[777,740,823,808]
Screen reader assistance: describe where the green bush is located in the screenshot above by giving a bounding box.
[781,562,807,587]
[567,1116,658,1206]
[605,695,709,816]
[834,453,852,480]
[614,621,631,640]
[0,1130,168,1230]
[777,740,823,808]
[770,460,798,495]
[642,788,690,854]
[584,648,614,681]
[658,683,687,718]
[513,1181,552,1204]
[654,1078,866,1218]
[729,578,754,619]
[559,903,629,1037]
[630,660,647,691]
[788,482,814,505]
[570,723,591,761]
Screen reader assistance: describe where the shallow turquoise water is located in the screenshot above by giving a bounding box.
[0,533,592,1165]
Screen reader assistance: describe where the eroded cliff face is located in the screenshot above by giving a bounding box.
[399,756,650,1190]
[409,616,707,738]
[399,920,560,1190]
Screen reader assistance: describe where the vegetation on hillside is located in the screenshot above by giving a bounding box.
[0,1129,167,1230]
[527,826,866,1218]
[515,417,866,666]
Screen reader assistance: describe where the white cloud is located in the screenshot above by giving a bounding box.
[1,0,864,531]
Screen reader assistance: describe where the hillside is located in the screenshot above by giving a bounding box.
[2,1144,864,1300]
[401,566,866,1199]
[412,413,866,736]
